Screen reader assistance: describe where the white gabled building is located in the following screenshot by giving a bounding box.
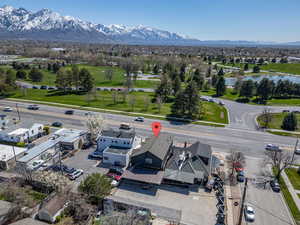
[0,119,44,143]
[97,129,142,168]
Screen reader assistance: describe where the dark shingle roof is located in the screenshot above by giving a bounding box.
[187,142,212,159]
[101,129,135,139]
[131,133,173,160]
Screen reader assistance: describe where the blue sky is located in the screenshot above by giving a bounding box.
[1,0,300,42]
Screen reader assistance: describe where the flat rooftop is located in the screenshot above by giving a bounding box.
[0,144,26,162]
[104,147,131,155]
[101,129,135,139]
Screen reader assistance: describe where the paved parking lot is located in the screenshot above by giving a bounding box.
[114,182,218,225]
[62,147,109,190]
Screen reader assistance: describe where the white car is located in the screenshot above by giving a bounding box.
[135,117,144,122]
[3,107,13,112]
[67,169,83,180]
[28,160,45,170]
[244,204,255,222]
[265,144,281,152]
[111,179,120,187]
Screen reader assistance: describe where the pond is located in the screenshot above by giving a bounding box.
[225,74,300,86]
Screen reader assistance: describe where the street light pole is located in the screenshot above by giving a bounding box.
[291,139,299,165]
[16,103,21,121]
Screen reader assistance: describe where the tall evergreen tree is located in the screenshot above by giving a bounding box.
[257,78,274,101]
[211,75,218,87]
[192,69,204,89]
[253,65,260,73]
[16,70,27,80]
[282,112,298,131]
[79,68,94,92]
[28,68,43,82]
[185,81,201,119]
[173,75,181,96]
[179,64,186,82]
[215,76,226,96]
[218,68,224,76]
[239,80,254,99]
[155,74,172,102]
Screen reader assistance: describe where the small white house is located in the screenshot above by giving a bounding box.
[102,147,132,167]
[0,120,44,143]
[0,144,27,170]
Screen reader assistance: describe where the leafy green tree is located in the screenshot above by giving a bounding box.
[244,64,249,71]
[282,112,298,131]
[173,75,181,96]
[153,64,160,74]
[28,68,43,82]
[71,65,80,90]
[253,65,260,73]
[257,78,274,101]
[171,90,186,116]
[179,63,186,82]
[79,68,94,92]
[16,70,27,80]
[5,69,16,87]
[239,80,254,99]
[218,68,224,76]
[215,76,226,96]
[78,173,112,204]
[55,69,71,92]
[155,74,172,102]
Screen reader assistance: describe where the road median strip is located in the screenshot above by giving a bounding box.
[6,98,227,127]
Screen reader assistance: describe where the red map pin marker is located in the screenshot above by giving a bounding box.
[152,122,162,137]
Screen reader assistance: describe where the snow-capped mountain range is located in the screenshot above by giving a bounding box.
[0,5,190,44]
[0,5,299,46]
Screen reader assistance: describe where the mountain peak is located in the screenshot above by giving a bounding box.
[1,5,14,12]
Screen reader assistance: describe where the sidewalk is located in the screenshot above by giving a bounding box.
[226,182,242,225]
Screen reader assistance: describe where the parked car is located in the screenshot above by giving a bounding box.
[52,121,63,127]
[265,144,281,152]
[65,110,74,115]
[200,97,209,101]
[233,162,244,172]
[32,86,38,89]
[3,107,13,112]
[293,110,300,114]
[94,210,103,221]
[282,110,290,113]
[82,142,93,150]
[119,123,131,130]
[106,167,123,181]
[27,104,39,110]
[40,85,47,89]
[135,117,144,122]
[270,180,281,192]
[67,169,83,180]
[48,87,55,90]
[219,101,225,106]
[237,171,245,182]
[295,149,300,155]
[244,204,255,222]
[209,98,215,103]
[89,151,103,159]
[28,160,45,170]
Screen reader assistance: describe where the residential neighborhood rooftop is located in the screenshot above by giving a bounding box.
[104,147,131,155]
[0,120,43,134]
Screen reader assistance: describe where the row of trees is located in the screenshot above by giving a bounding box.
[236,78,300,102]
[0,68,16,95]
[55,65,94,92]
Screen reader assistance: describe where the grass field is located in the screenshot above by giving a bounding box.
[267,131,300,138]
[285,168,300,190]
[221,63,300,75]
[0,64,159,89]
[257,113,300,132]
[10,89,228,124]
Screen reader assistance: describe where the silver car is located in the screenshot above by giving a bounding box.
[244,204,255,222]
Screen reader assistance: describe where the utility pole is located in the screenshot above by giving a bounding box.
[12,145,17,163]
[16,103,21,121]
[238,178,248,225]
[291,139,299,164]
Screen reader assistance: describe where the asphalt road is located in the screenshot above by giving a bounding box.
[0,99,298,160]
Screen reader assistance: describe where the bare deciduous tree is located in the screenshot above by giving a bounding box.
[226,151,246,176]
[156,96,162,114]
[112,91,117,104]
[105,68,114,81]
[260,108,272,129]
[264,150,292,180]
[129,95,136,111]
[86,114,105,144]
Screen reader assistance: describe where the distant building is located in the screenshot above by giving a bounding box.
[0,119,44,143]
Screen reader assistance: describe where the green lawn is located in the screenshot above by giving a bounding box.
[273,168,300,224]
[267,131,300,138]
[0,64,159,89]
[285,168,300,190]
[10,89,228,124]
[221,63,300,75]
[257,113,300,132]
[261,63,300,75]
